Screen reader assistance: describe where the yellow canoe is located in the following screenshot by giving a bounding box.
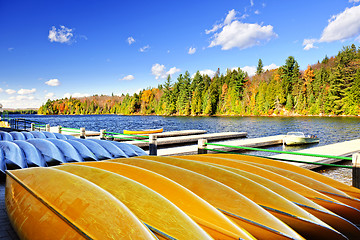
[208,162,360,240]
[105,158,304,240]
[5,168,156,240]
[123,128,163,135]
[238,160,360,211]
[209,153,360,200]
[69,161,255,240]
[54,164,212,240]
[136,156,347,240]
[176,155,360,225]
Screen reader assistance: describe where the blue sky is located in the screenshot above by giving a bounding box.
[1,0,360,109]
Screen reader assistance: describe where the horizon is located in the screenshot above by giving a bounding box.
[1,0,360,109]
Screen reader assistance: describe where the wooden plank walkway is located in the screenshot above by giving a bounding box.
[156,135,285,156]
[270,139,360,169]
[126,131,248,148]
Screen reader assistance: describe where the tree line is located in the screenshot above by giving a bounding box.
[38,44,360,116]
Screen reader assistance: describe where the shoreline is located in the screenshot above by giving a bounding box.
[32,113,360,118]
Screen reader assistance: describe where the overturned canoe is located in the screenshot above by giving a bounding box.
[135,156,347,240]
[123,128,163,135]
[55,164,213,240]
[210,153,360,200]
[174,154,360,225]
[5,167,157,240]
[69,161,256,240]
[104,159,304,240]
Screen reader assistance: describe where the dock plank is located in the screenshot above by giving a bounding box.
[270,139,360,169]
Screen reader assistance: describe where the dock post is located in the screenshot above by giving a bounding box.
[30,123,35,131]
[80,127,86,139]
[198,139,208,154]
[45,124,50,132]
[57,125,62,134]
[352,153,360,189]
[100,129,106,140]
[149,135,157,156]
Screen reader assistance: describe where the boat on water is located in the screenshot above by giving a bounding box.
[284,132,319,146]
[123,128,163,135]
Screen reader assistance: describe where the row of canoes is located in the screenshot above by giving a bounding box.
[6,153,360,239]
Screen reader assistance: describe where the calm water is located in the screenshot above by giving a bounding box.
[9,114,360,184]
[12,114,360,145]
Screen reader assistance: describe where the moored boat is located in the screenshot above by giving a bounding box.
[284,132,319,145]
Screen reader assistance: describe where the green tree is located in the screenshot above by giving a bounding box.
[256,59,264,75]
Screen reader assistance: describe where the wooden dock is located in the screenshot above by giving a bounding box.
[112,130,208,141]
[49,127,100,137]
[155,135,285,156]
[125,131,248,148]
[270,139,360,169]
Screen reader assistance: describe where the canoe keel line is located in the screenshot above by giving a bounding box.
[5,153,360,240]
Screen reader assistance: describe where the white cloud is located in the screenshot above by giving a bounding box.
[197,69,216,78]
[188,47,196,54]
[0,97,42,109]
[302,5,360,50]
[254,10,260,15]
[166,67,181,76]
[5,89,16,94]
[17,88,36,95]
[224,9,237,25]
[63,92,90,98]
[152,64,166,79]
[319,5,360,43]
[207,9,277,50]
[45,92,55,99]
[0,88,3,93]
[127,36,135,45]
[250,0,254,6]
[139,45,150,52]
[206,9,237,34]
[48,26,74,43]
[151,64,180,79]
[234,63,278,76]
[121,75,135,81]
[15,95,35,101]
[303,38,318,50]
[45,79,60,86]
[349,0,360,3]
[263,63,279,71]
[241,66,257,76]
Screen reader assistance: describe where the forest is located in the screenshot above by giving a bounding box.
[38,44,360,116]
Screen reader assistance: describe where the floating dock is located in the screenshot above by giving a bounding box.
[270,139,360,169]
[156,135,285,156]
[124,131,248,148]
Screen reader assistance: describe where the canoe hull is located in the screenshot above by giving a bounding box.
[123,128,163,135]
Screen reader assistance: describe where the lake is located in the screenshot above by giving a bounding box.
[11,114,360,145]
[6,114,360,184]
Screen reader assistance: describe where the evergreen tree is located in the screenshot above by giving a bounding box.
[280,56,300,97]
[256,59,264,75]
